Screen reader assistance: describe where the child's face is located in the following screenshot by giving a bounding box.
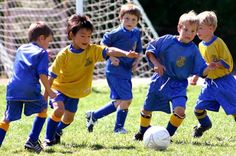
[38,35,53,50]
[178,22,197,43]
[121,13,139,31]
[71,28,92,49]
[197,24,214,42]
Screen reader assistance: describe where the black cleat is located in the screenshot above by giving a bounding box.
[192,124,212,138]
[24,139,43,153]
[85,111,96,132]
[134,131,144,141]
[55,131,63,144]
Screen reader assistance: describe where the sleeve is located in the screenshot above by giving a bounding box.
[101,32,112,46]
[93,45,108,62]
[49,50,66,78]
[192,48,208,77]
[37,50,49,76]
[218,39,233,71]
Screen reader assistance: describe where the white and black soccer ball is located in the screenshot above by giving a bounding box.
[143,126,171,150]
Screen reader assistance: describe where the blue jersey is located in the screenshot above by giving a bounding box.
[6,43,49,101]
[102,25,142,79]
[146,34,207,80]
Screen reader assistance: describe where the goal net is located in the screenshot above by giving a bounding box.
[0,0,158,79]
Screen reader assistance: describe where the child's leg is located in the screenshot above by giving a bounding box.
[194,109,212,127]
[28,109,47,142]
[114,100,131,132]
[134,109,152,140]
[0,120,10,146]
[45,101,64,142]
[92,101,117,120]
[166,107,185,136]
[56,110,75,134]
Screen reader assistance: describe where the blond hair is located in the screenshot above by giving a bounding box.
[178,10,199,27]
[119,3,141,20]
[197,11,217,31]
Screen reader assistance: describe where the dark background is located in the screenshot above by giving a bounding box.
[139,0,236,71]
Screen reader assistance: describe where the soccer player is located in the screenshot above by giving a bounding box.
[0,21,56,153]
[133,11,216,141]
[43,14,139,147]
[192,11,236,138]
[85,3,142,134]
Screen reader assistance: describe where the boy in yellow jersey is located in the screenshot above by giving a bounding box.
[43,14,139,147]
[192,11,236,138]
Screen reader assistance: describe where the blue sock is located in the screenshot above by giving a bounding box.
[56,122,70,134]
[0,129,6,146]
[29,117,46,142]
[166,122,177,136]
[199,115,212,127]
[114,108,128,131]
[45,118,59,141]
[93,101,116,120]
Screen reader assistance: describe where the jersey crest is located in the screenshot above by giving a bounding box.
[85,57,93,66]
[176,56,185,67]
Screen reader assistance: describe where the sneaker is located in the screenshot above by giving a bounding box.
[85,111,96,132]
[55,131,63,144]
[24,139,43,153]
[192,124,212,138]
[133,131,144,141]
[114,127,127,134]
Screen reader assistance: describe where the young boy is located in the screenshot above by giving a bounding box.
[85,3,142,134]
[133,11,215,141]
[192,11,236,138]
[43,14,139,147]
[0,21,56,153]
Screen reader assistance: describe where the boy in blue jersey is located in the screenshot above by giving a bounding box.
[192,11,236,138]
[133,11,216,141]
[0,21,56,153]
[85,3,142,134]
[43,14,139,147]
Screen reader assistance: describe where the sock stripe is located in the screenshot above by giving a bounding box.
[0,121,9,131]
[51,113,61,122]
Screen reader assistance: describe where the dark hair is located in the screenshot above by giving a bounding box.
[119,3,141,20]
[67,14,94,40]
[28,21,53,42]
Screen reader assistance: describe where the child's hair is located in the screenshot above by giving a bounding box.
[197,11,217,31]
[178,10,199,28]
[28,21,53,42]
[119,3,141,20]
[67,14,94,40]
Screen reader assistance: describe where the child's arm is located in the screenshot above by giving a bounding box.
[40,74,56,99]
[106,47,139,58]
[110,56,120,66]
[146,52,165,76]
[132,54,141,71]
[202,62,219,76]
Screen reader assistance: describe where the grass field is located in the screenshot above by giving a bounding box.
[0,79,236,156]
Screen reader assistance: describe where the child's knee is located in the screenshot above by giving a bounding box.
[173,107,185,118]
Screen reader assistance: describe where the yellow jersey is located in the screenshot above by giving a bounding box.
[50,44,107,98]
[199,37,233,79]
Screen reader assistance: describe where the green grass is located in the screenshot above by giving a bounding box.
[0,81,236,156]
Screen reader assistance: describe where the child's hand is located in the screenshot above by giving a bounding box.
[153,64,165,76]
[48,90,57,99]
[126,51,139,58]
[110,56,120,66]
[132,62,139,71]
[190,75,199,85]
[208,62,220,70]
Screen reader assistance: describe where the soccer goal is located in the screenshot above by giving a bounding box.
[0,0,158,79]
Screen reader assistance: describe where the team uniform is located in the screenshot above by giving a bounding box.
[86,25,142,133]
[195,36,236,114]
[0,42,49,149]
[45,44,108,142]
[145,34,207,114]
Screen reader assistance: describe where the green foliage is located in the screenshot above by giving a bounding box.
[0,83,236,155]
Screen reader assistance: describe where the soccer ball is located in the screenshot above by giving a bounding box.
[143,126,171,150]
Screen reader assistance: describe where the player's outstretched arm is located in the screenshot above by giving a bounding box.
[107,47,139,58]
[40,74,56,99]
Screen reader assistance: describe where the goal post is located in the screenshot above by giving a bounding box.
[0,0,158,79]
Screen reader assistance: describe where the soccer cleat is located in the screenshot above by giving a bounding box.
[55,131,63,144]
[133,131,144,141]
[192,124,212,138]
[24,139,43,153]
[42,139,57,148]
[85,111,96,132]
[114,127,127,134]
